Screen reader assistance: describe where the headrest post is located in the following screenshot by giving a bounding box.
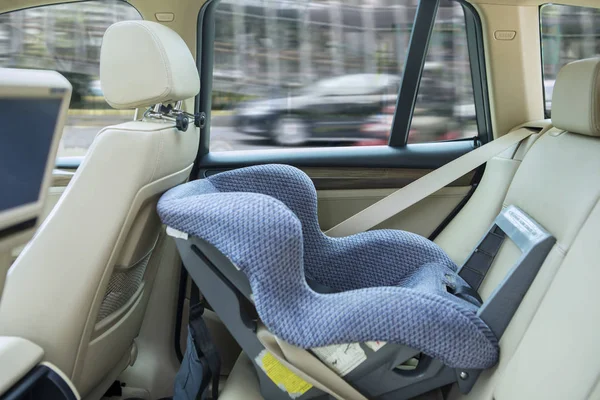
[145,103,192,132]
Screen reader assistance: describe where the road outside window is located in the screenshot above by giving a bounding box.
[210,0,477,152]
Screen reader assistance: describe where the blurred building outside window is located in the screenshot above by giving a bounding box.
[0,0,141,159]
[540,4,600,114]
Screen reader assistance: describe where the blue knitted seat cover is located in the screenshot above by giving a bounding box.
[157,164,499,369]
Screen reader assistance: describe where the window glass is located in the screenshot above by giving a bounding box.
[0,1,141,158]
[210,0,476,151]
[411,2,475,143]
[541,4,600,114]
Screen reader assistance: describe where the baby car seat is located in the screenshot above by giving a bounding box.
[158,164,554,400]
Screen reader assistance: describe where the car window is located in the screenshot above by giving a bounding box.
[411,7,475,143]
[541,4,600,115]
[0,1,141,159]
[210,0,478,151]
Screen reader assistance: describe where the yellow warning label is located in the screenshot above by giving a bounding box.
[256,351,313,398]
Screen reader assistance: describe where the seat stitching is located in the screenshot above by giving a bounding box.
[148,130,165,184]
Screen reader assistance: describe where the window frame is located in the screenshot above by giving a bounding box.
[463,0,493,144]
[390,0,492,146]
[195,0,491,159]
[539,4,550,119]
[388,0,441,147]
[539,2,558,120]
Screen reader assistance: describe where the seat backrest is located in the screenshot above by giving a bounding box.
[435,58,600,399]
[0,21,200,398]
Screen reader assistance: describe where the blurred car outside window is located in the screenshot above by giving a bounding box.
[210,0,477,152]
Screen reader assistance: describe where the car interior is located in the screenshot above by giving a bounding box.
[0,0,599,399]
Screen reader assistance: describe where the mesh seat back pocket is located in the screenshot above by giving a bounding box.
[97,251,152,322]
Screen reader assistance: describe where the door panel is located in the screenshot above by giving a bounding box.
[317,185,471,237]
[302,167,473,190]
[201,165,474,236]
[199,143,477,236]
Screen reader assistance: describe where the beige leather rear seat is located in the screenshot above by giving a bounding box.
[220,58,600,399]
[437,58,600,399]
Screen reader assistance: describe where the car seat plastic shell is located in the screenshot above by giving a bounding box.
[159,163,557,399]
[157,165,499,369]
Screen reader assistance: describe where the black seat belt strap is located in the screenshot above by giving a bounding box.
[189,284,221,400]
[458,225,506,290]
[190,282,202,309]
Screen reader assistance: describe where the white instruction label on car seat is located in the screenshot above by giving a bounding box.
[311,343,367,376]
[504,206,543,239]
[365,341,386,352]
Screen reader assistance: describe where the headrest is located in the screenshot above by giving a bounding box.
[552,58,600,137]
[100,21,200,109]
